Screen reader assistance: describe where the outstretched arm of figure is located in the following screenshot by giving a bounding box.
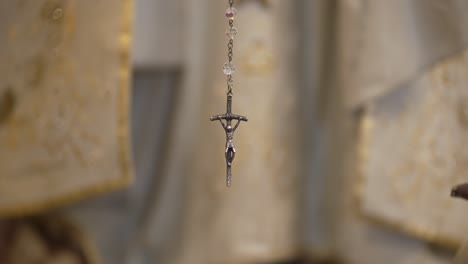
[218,119,227,129]
[233,119,241,131]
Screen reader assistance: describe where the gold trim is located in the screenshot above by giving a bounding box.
[354,110,460,249]
[216,247,340,264]
[0,0,134,217]
[119,0,134,189]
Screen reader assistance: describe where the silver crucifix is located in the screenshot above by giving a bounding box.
[210,94,248,187]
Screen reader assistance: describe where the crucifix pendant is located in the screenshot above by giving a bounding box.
[212,0,247,187]
[210,93,248,187]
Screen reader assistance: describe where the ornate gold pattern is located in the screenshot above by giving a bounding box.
[240,41,275,75]
[355,50,468,249]
[0,0,134,216]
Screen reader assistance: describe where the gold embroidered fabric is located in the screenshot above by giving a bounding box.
[359,50,468,247]
[0,0,133,216]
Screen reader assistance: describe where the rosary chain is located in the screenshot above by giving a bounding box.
[209,0,247,188]
[227,0,235,95]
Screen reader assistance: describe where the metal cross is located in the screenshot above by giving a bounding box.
[210,93,248,187]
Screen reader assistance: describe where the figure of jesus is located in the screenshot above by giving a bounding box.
[221,120,241,166]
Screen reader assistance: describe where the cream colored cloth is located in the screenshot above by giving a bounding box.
[342,0,468,109]
[0,0,133,216]
[322,0,468,263]
[360,51,468,248]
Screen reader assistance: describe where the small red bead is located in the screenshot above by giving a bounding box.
[225,7,237,20]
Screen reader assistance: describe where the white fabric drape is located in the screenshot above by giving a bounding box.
[326,0,468,263]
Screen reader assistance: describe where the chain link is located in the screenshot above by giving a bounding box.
[227,75,233,95]
[228,40,234,62]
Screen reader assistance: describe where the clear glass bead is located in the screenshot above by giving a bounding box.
[223,62,236,75]
[225,27,238,39]
[225,7,238,20]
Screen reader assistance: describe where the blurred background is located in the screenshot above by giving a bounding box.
[1,0,468,263]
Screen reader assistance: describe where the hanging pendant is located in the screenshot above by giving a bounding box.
[210,0,248,187]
